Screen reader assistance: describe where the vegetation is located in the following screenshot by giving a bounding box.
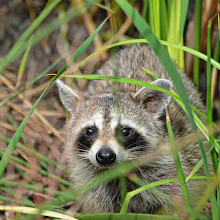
[0,0,219,219]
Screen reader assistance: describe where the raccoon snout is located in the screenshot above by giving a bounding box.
[96,147,116,166]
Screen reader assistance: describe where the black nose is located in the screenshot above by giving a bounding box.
[96,147,116,166]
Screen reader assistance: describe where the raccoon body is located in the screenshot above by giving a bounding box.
[57,45,209,215]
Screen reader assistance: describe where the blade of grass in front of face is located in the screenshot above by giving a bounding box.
[76,213,181,220]
[120,178,178,214]
[206,20,219,220]
[61,73,210,125]
[193,0,202,89]
[120,175,207,215]
[127,174,174,207]
[0,16,109,179]
[119,176,127,203]
[166,109,191,215]
[0,0,61,73]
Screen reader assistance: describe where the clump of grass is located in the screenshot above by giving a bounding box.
[0,1,219,219]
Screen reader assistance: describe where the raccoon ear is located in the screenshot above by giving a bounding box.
[133,79,172,117]
[56,79,79,113]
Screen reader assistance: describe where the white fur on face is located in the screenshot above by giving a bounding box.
[88,139,125,166]
[80,114,104,130]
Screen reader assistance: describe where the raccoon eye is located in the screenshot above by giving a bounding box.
[85,127,97,136]
[121,127,132,137]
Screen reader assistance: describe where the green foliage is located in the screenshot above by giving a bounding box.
[0,0,219,219]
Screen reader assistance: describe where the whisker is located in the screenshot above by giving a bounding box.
[127,145,147,152]
[125,140,148,149]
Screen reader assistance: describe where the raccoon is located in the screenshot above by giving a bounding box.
[57,45,209,215]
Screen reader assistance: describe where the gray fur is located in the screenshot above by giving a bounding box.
[56,79,78,113]
[57,45,211,216]
[133,79,172,117]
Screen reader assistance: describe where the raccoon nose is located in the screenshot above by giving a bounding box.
[96,147,116,165]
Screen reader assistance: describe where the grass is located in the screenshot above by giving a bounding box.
[0,0,219,219]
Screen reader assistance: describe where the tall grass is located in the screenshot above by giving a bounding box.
[0,0,219,219]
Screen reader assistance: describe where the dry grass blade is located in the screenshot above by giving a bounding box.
[0,75,65,142]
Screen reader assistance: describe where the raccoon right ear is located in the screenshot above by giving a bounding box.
[56,79,79,113]
[133,79,172,117]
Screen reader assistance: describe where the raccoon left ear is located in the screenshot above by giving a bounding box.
[56,79,79,113]
[133,79,172,117]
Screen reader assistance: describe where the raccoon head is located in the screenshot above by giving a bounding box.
[57,79,172,170]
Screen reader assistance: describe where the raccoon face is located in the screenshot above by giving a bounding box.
[57,79,172,169]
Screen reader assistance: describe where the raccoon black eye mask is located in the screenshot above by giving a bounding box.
[116,126,148,152]
[77,126,98,152]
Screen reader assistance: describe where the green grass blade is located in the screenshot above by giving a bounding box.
[60,73,207,120]
[186,145,215,182]
[218,15,220,43]
[17,36,33,86]
[77,213,181,220]
[166,110,192,214]
[193,0,202,89]
[142,0,148,20]
[206,20,219,220]
[159,0,168,40]
[207,21,218,172]
[149,0,160,39]
[76,39,220,71]
[119,176,127,203]
[179,0,189,39]
[167,0,184,69]
[120,176,206,214]
[0,0,61,73]
[71,16,109,62]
